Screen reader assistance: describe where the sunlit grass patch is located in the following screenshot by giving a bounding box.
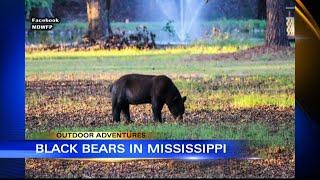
[184,93,294,111]
[232,93,294,108]
[26,45,250,60]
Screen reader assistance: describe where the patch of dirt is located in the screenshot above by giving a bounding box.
[26,103,293,133]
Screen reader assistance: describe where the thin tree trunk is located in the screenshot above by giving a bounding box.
[265,0,289,46]
[106,0,112,35]
[257,0,266,19]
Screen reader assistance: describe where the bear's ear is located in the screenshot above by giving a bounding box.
[182,96,187,103]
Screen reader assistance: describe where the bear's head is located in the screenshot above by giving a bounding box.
[168,96,187,120]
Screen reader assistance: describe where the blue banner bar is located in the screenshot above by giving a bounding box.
[0,140,250,159]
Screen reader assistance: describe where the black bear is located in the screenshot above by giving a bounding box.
[109,74,186,123]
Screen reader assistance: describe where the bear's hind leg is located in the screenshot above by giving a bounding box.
[112,98,121,123]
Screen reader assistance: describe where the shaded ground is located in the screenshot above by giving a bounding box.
[26,149,294,178]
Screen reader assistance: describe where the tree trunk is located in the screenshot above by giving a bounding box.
[265,0,289,46]
[106,0,112,35]
[86,0,112,41]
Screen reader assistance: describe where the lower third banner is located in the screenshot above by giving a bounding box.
[0,140,252,159]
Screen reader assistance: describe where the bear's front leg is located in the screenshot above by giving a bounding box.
[152,100,164,123]
[122,103,133,124]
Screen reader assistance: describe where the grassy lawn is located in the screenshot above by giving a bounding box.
[26,45,293,77]
[25,45,294,153]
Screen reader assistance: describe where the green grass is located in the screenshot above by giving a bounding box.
[26,53,294,77]
[26,122,294,148]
